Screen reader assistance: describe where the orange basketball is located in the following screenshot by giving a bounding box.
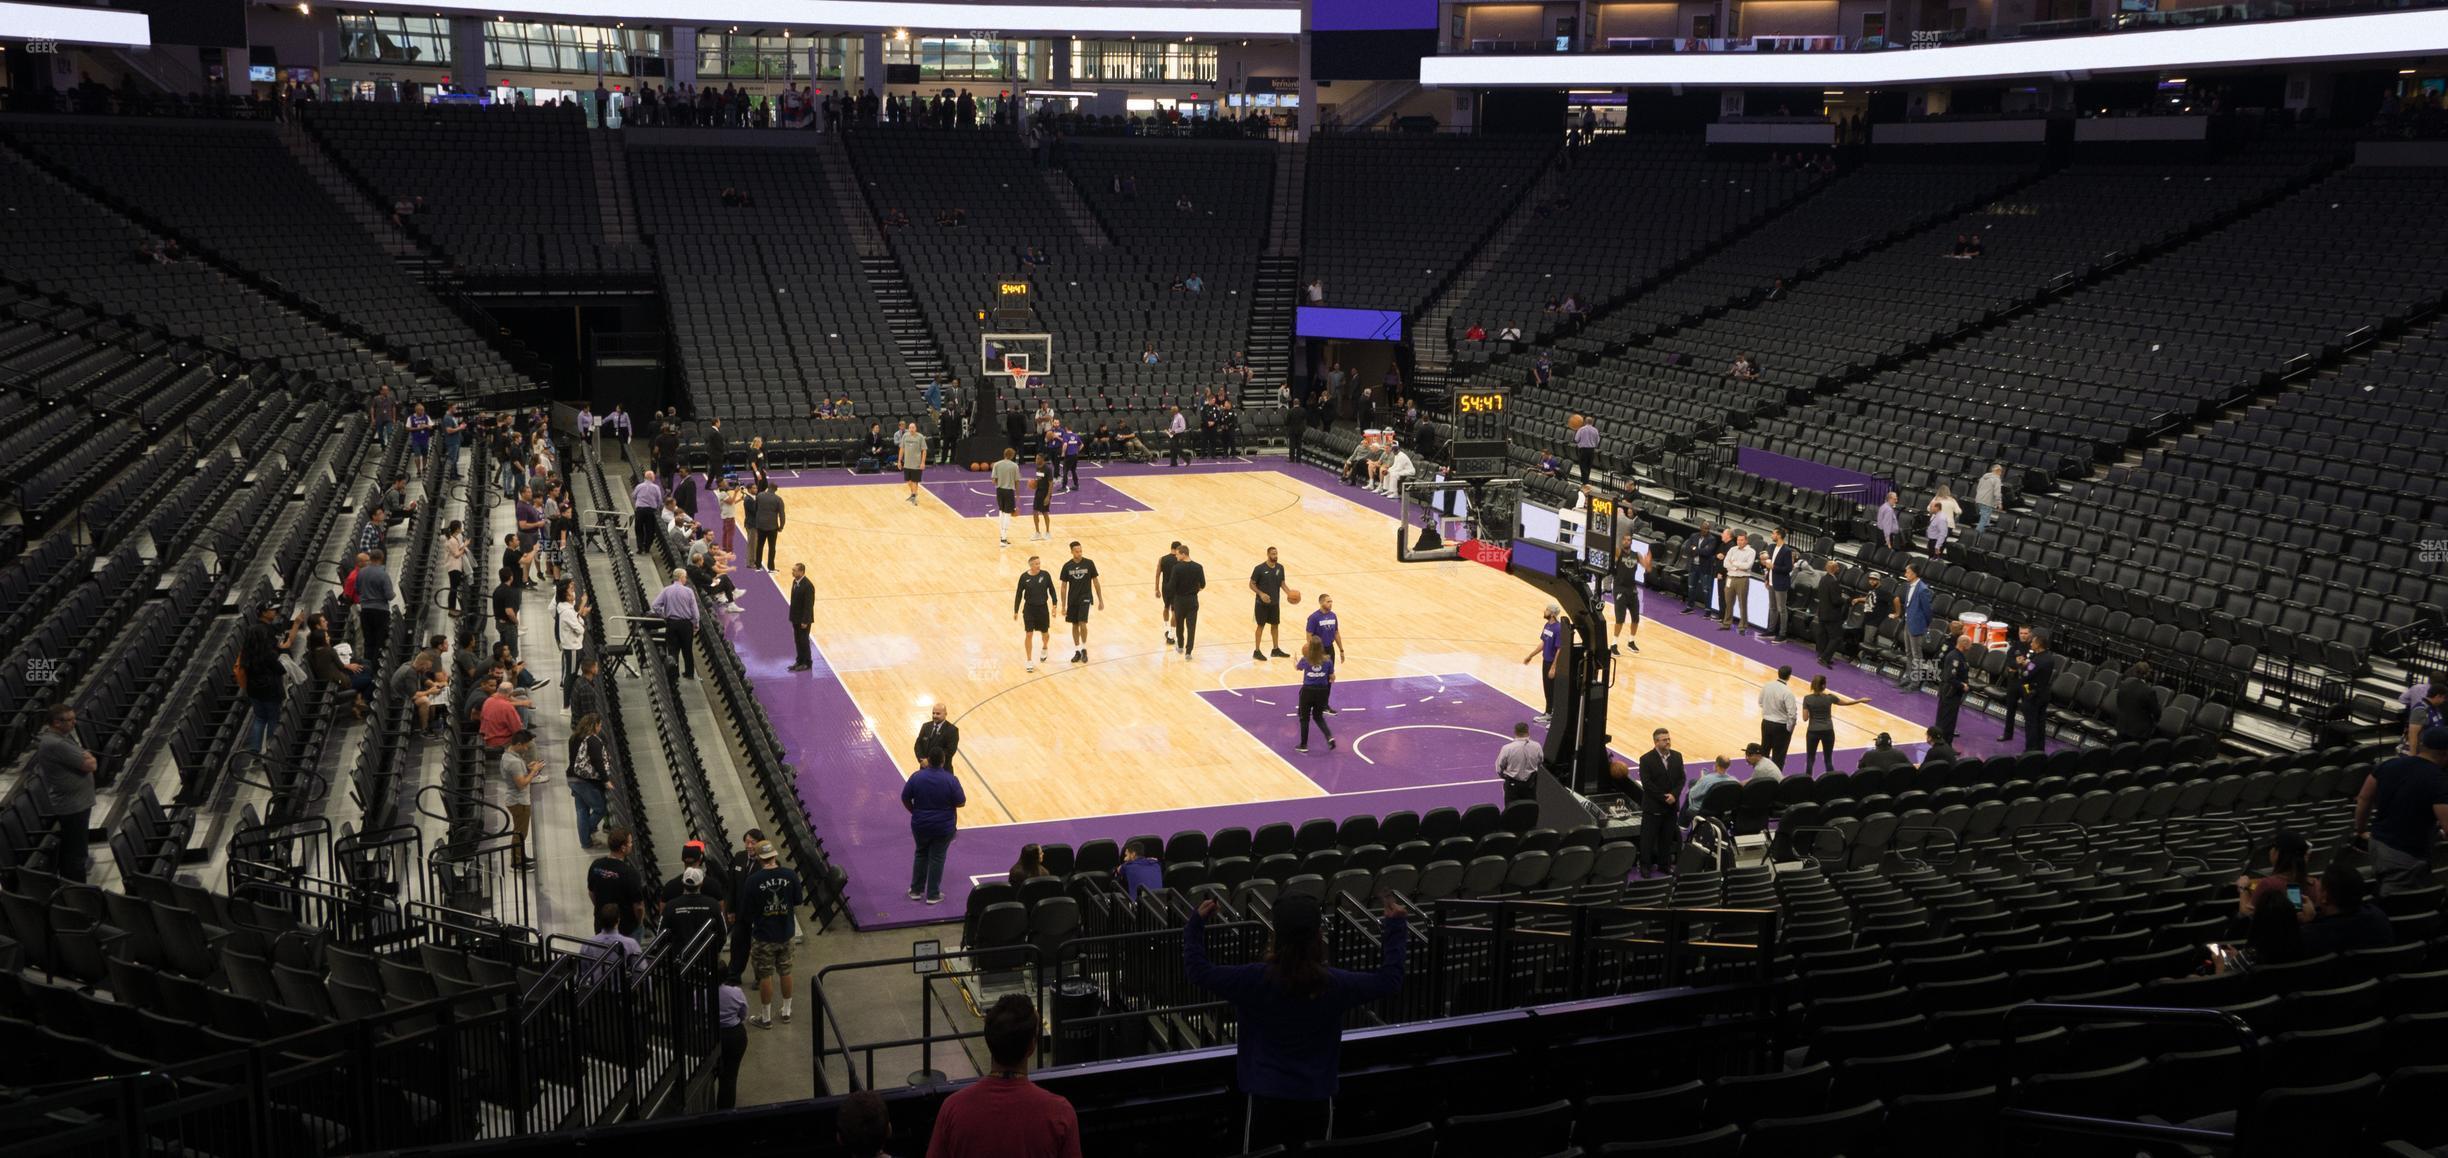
[1286,589,1303,605]
[1567,414,1585,430]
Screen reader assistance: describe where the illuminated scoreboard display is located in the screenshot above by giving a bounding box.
[1450,386,1511,479]
[1583,495,1616,575]
[993,277,1031,324]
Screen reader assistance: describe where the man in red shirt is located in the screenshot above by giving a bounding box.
[478,678,525,753]
[925,995,1080,1158]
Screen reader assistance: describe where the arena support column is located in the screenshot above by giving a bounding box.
[667,26,698,89]
[452,20,487,92]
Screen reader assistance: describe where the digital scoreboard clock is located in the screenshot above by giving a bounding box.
[992,277,1031,325]
[1449,386,1511,479]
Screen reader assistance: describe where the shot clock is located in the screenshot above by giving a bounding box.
[1450,386,1511,479]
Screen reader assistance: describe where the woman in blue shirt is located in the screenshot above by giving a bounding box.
[900,752,967,904]
[1295,634,1335,753]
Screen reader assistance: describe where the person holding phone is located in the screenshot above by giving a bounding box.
[1185,892,1407,1150]
[2236,831,2319,918]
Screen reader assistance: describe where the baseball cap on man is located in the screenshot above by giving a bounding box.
[2423,725,2448,751]
[682,866,706,888]
[756,840,779,862]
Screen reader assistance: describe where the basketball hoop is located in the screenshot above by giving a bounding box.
[1010,370,1034,392]
[1005,353,1034,391]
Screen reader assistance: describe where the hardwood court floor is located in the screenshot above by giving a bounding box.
[760,465,1927,829]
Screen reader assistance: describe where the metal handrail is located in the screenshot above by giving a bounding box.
[1997,1003,2258,1152]
[225,749,331,804]
[2157,816,2256,874]
[812,945,1047,1097]
[415,782,511,841]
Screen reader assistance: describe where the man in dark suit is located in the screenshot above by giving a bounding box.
[673,467,700,524]
[1166,543,1207,656]
[1934,630,1973,741]
[788,563,816,671]
[1812,561,1849,668]
[2021,629,2059,752]
[1997,625,2033,742]
[915,703,960,765]
[704,416,729,477]
[1635,728,1684,876]
[748,483,785,571]
[2114,660,2163,742]
[1764,529,1799,641]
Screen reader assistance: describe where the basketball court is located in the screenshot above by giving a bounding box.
[689,452,2026,929]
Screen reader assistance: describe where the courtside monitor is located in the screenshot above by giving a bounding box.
[1296,305,1404,342]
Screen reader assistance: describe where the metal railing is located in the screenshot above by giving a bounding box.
[0,917,725,1157]
[1997,1003,2260,1152]
[812,945,1047,1097]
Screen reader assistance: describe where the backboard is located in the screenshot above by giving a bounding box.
[981,333,1054,381]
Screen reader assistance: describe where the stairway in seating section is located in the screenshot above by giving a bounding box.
[1244,256,1300,408]
[865,255,950,388]
[589,128,641,247]
[817,132,889,257]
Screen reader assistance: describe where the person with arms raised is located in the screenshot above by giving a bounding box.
[1186,892,1407,1149]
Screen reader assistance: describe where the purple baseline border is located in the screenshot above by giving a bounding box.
[695,457,2057,930]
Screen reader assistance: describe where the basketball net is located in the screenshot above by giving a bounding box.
[1010,370,1034,392]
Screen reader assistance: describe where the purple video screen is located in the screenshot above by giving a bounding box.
[1311,0,1440,31]
[1296,306,1405,341]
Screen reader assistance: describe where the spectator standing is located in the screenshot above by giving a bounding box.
[353,549,395,670]
[2356,725,2448,893]
[553,580,589,706]
[240,603,297,754]
[1974,464,2004,536]
[750,482,787,570]
[587,828,648,928]
[1812,561,1849,668]
[1873,492,1902,551]
[1758,666,1798,769]
[1185,894,1407,1150]
[631,470,664,554]
[740,840,804,1026]
[652,568,700,679]
[1636,729,1684,874]
[1899,563,1934,689]
[567,713,613,850]
[924,995,1082,1158]
[2406,682,2448,758]
[1721,533,1759,634]
[1763,529,1798,641]
[501,730,543,872]
[715,969,751,1109]
[902,751,967,904]
[30,706,97,882]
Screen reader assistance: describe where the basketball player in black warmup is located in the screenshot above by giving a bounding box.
[1249,546,1289,661]
[1014,556,1056,671]
[1029,452,1055,542]
[1156,540,1183,648]
[1167,543,1207,656]
[1059,540,1102,664]
[1610,534,1647,657]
